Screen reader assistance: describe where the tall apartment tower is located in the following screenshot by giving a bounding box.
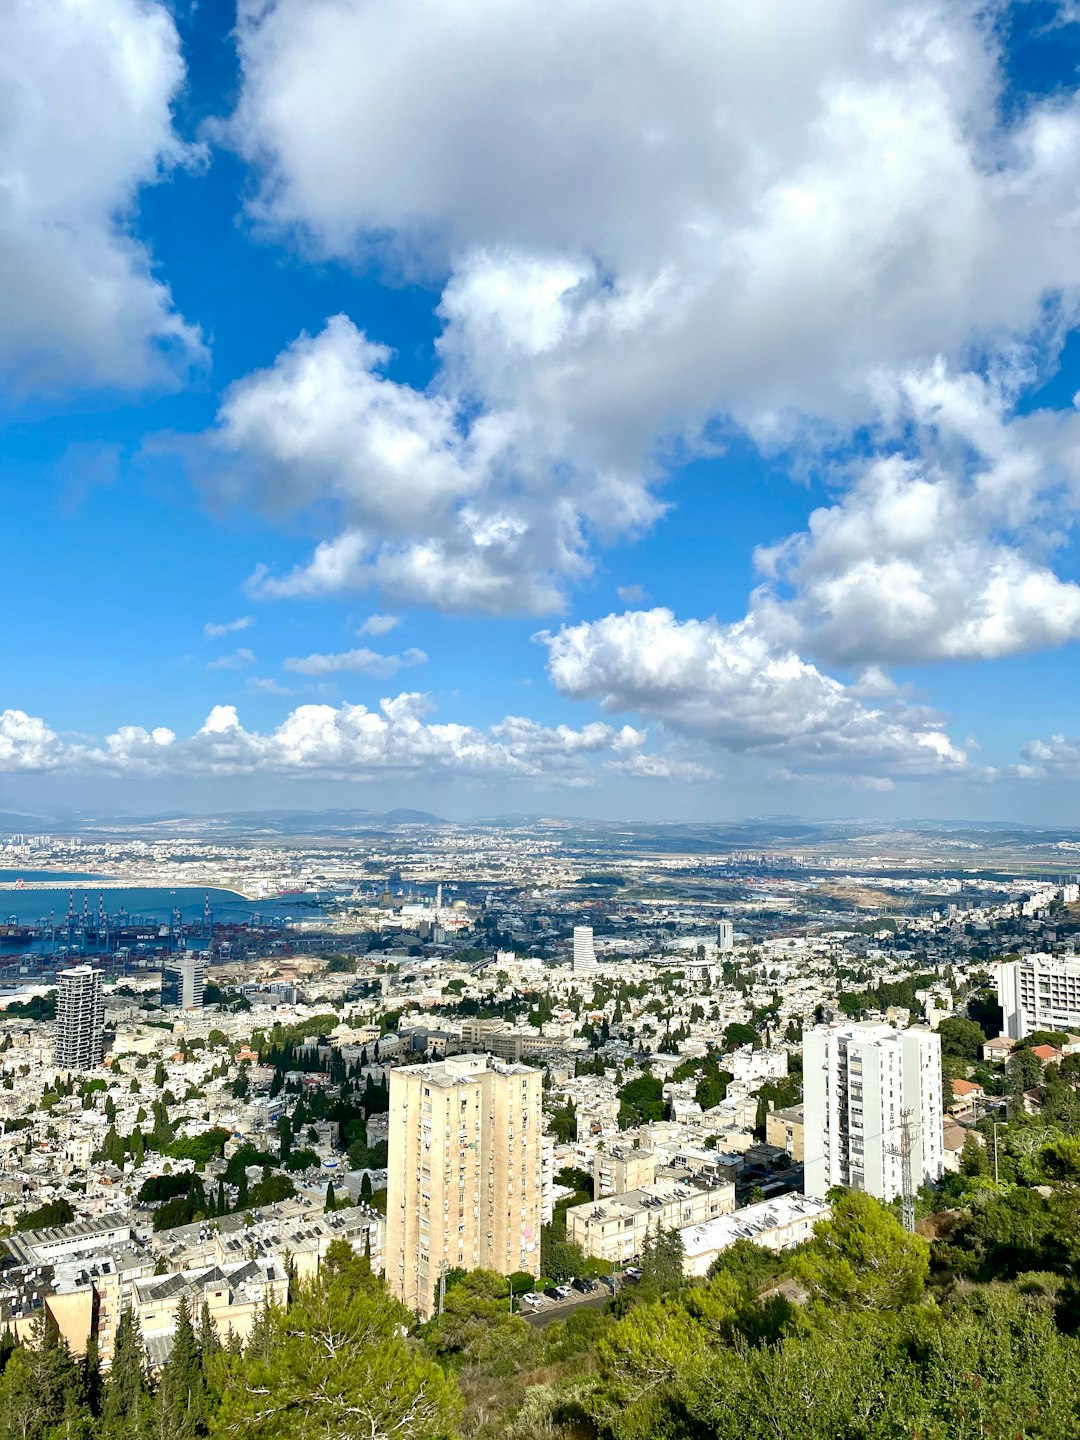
[54,966,105,1071]
[161,955,206,1010]
[572,926,597,973]
[997,954,1080,1039]
[803,1022,942,1202]
[717,920,734,953]
[386,1053,543,1318]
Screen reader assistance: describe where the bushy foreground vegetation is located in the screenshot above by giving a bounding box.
[8,1123,1080,1440]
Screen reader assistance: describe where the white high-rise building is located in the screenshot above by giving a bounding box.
[161,955,206,1010]
[998,954,1080,1039]
[717,920,734,953]
[386,1053,543,1318]
[54,966,105,1071]
[803,1022,942,1202]
[573,926,597,973]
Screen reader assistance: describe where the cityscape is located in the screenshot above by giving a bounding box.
[0,814,1079,1433]
[8,0,1080,1437]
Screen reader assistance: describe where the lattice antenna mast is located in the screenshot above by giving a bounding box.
[885,1107,917,1233]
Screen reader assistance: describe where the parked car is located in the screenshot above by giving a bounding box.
[544,1285,565,1301]
[570,1276,595,1294]
[520,1291,546,1309]
[600,1274,617,1291]
[625,1266,643,1282]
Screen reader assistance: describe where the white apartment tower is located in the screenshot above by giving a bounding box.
[803,1022,943,1202]
[386,1053,543,1318]
[54,966,105,1071]
[573,926,597,973]
[717,920,734,953]
[161,955,206,1010]
[998,954,1080,1039]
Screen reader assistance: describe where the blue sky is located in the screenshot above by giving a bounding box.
[6,0,1080,821]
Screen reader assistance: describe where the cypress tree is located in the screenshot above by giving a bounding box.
[102,1309,150,1440]
[155,1294,205,1439]
[196,1301,220,1364]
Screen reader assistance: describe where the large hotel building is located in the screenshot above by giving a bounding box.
[386,1053,543,1317]
[997,954,1080,1040]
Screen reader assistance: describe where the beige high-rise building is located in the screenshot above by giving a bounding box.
[386,1053,543,1317]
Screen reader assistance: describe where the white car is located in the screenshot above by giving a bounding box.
[520,1291,546,1309]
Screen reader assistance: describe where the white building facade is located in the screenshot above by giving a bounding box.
[572,926,597,974]
[161,955,206,1010]
[803,1022,943,1202]
[998,954,1080,1040]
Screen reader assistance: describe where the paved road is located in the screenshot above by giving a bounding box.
[522,1286,618,1328]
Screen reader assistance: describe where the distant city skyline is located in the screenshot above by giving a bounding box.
[6,3,1080,822]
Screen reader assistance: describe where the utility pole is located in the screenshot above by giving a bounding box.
[886,1108,917,1234]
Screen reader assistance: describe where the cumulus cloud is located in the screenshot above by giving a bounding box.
[215,0,1080,633]
[0,0,203,390]
[357,614,401,637]
[0,711,68,771]
[542,608,968,781]
[211,316,628,613]
[1015,735,1080,780]
[207,648,256,671]
[283,646,427,677]
[0,699,680,787]
[751,366,1080,665]
[205,616,254,639]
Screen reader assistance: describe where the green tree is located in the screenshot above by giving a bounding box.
[0,1316,87,1440]
[15,1198,74,1232]
[151,1294,206,1440]
[938,1015,988,1062]
[211,1261,460,1440]
[794,1191,929,1310]
[960,1131,990,1176]
[639,1225,685,1296]
[616,1073,664,1129]
[1007,1046,1044,1097]
[723,1022,759,1050]
[102,1309,151,1440]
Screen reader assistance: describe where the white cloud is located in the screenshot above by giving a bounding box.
[0,699,685,787]
[0,711,67,771]
[357,614,401,637]
[205,616,254,639]
[247,677,293,696]
[283,646,427,677]
[751,365,1080,665]
[542,607,968,781]
[211,317,621,613]
[0,0,204,390]
[607,751,721,782]
[218,0,1080,627]
[1015,734,1080,780]
[616,584,649,605]
[207,648,256,671]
